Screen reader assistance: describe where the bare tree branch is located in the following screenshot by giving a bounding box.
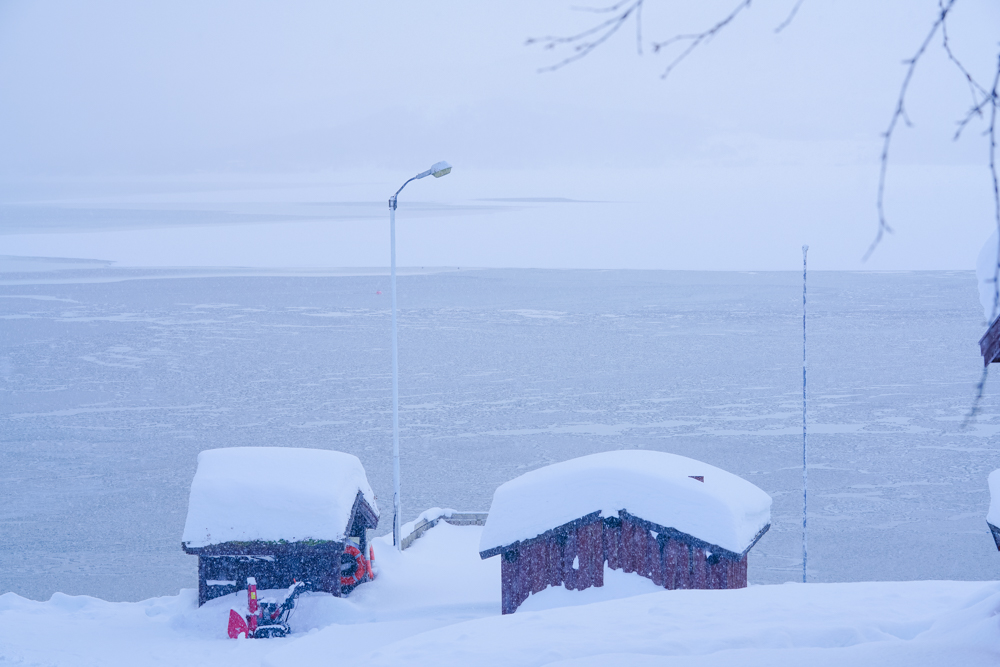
[965,365,990,426]
[864,0,958,262]
[939,2,992,141]
[955,91,996,140]
[535,2,1000,423]
[991,56,1000,303]
[529,0,771,79]
[651,0,753,80]
[941,11,989,111]
[775,0,806,34]
[527,1,644,73]
[961,52,999,426]
[635,0,644,55]
[569,0,635,13]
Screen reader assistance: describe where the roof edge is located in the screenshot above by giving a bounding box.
[182,490,378,553]
[480,510,602,560]
[480,509,770,561]
[182,539,344,556]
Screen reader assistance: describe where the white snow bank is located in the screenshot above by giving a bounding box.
[479,450,771,556]
[181,447,377,548]
[976,230,1000,322]
[988,469,1000,527]
[399,507,458,537]
[320,581,1000,667]
[516,565,664,613]
[262,524,501,667]
[4,518,1000,667]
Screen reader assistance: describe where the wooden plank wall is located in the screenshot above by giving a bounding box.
[500,515,748,614]
[197,552,344,606]
[981,317,1000,366]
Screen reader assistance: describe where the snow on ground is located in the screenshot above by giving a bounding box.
[182,447,377,547]
[479,450,771,555]
[2,523,998,666]
[516,565,665,612]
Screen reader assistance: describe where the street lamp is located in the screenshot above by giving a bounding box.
[388,161,452,550]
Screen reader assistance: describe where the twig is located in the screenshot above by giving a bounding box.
[775,0,806,34]
[527,1,644,72]
[652,0,753,80]
[530,0,761,80]
[962,52,1000,426]
[635,0,643,55]
[964,365,990,428]
[864,0,958,262]
[988,55,1000,320]
[941,6,989,113]
[569,0,634,13]
[939,0,992,140]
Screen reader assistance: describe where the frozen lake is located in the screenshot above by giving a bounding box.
[2,265,998,601]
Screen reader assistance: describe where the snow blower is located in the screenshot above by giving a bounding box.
[227,577,310,639]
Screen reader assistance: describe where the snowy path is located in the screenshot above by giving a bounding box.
[2,524,997,666]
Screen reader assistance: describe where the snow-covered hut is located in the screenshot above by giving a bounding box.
[989,470,1000,551]
[478,450,771,614]
[182,447,379,605]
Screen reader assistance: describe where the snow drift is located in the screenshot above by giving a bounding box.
[3,524,998,667]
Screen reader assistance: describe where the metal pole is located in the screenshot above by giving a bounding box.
[382,164,449,552]
[390,197,402,550]
[802,244,809,583]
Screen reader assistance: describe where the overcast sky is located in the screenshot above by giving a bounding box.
[0,1,998,270]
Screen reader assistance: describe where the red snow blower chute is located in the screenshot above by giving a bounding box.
[227,577,309,639]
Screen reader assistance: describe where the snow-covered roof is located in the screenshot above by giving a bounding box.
[479,450,771,556]
[976,230,999,322]
[988,469,1000,527]
[181,447,377,548]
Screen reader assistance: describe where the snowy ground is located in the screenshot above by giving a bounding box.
[1,523,997,666]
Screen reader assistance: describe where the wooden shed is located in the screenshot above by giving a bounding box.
[181,447,378,605]
[479,450,771,614]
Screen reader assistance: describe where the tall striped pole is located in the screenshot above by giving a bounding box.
[802,244,809,584]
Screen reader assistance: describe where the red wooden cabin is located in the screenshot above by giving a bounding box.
[479,451,771,614]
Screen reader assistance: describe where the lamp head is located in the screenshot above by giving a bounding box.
[430,161,452,178]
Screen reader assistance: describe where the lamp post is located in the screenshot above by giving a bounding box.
[388,161,452,550]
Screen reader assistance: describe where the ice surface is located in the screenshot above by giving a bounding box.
[181,447,376,548]
[480,450,771,555]
[1,523,998,666]
[2,267,998,602]
[975,230,998,321]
